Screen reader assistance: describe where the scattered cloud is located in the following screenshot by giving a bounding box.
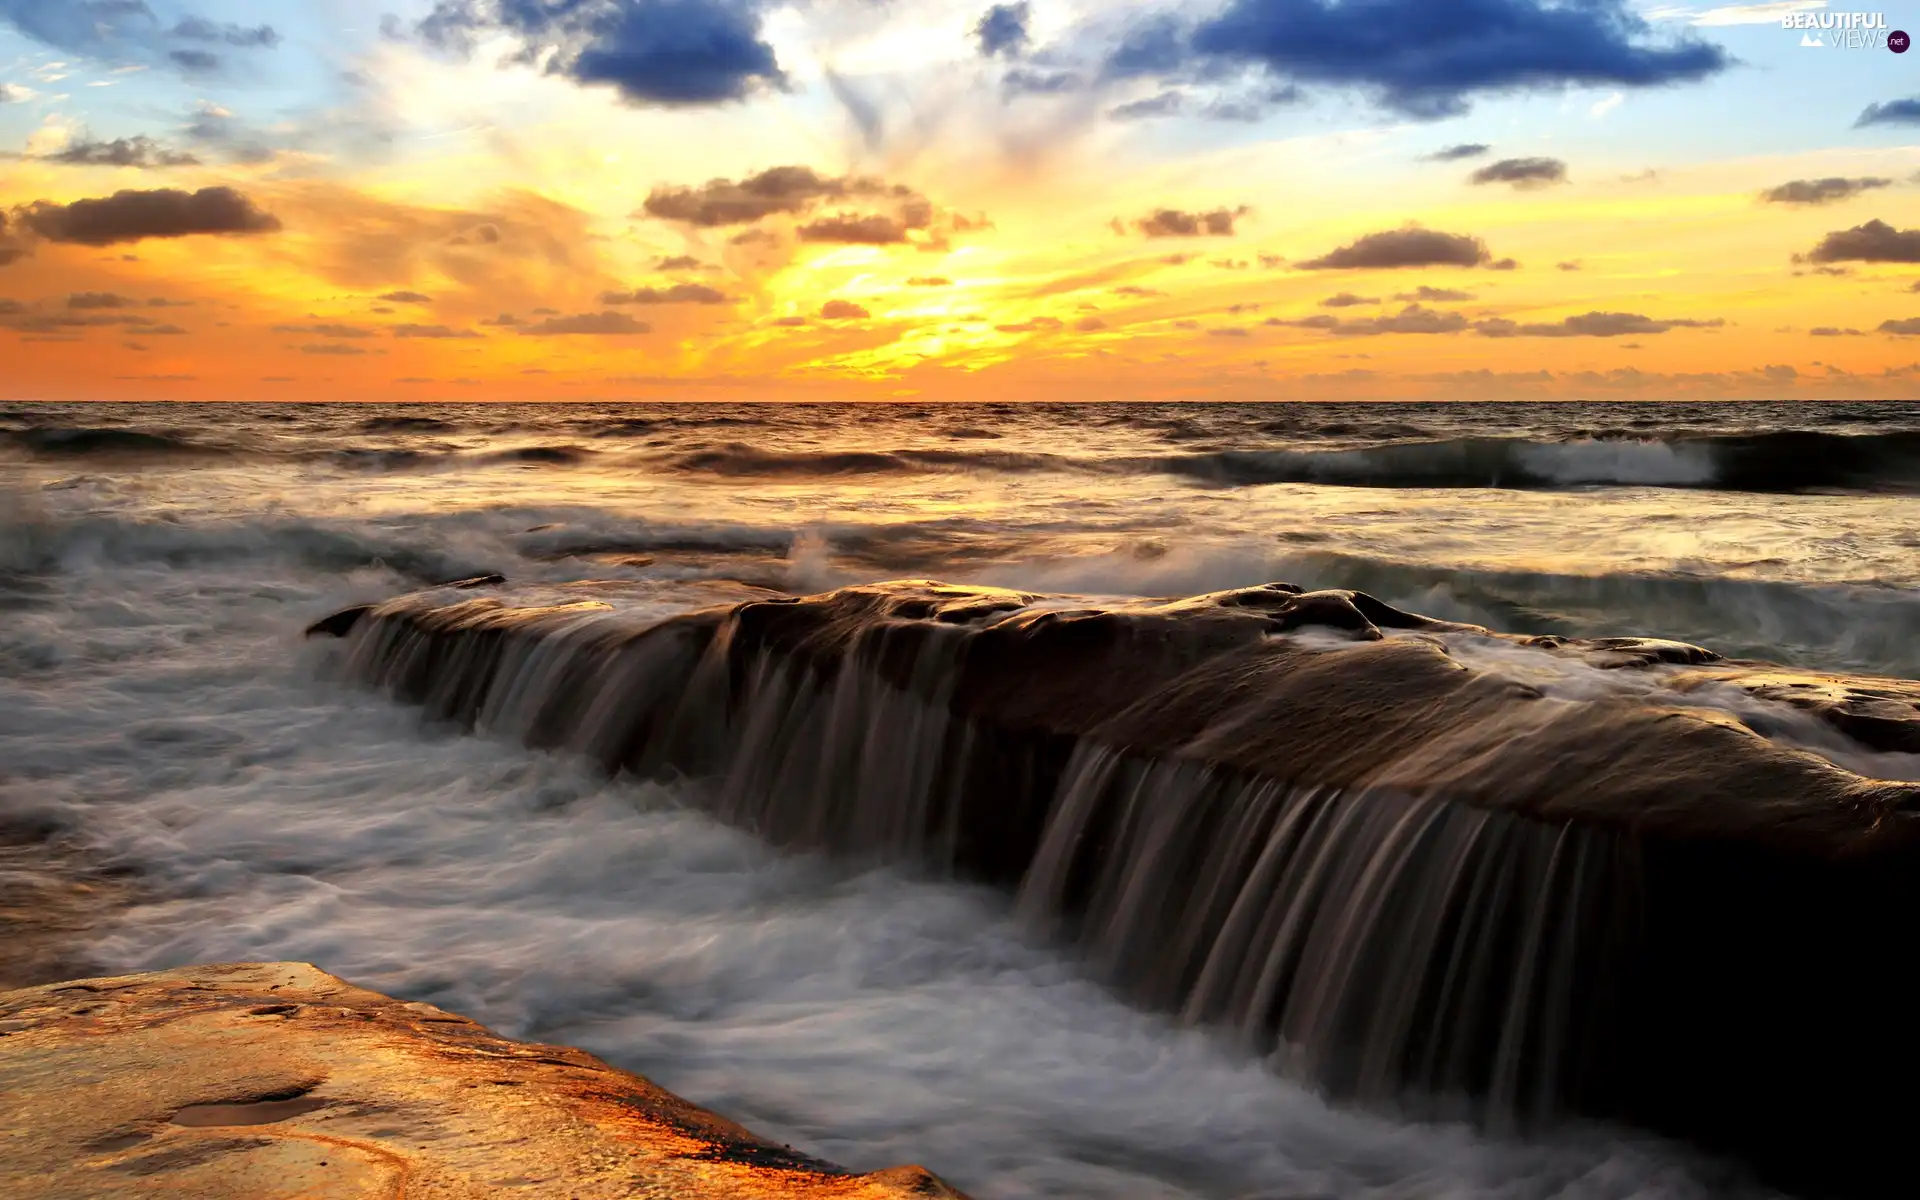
[46,135,200,168]
[798,212,911,244]
[1882,318,1920,336]
[391,323,479,338]
[379,290,433,304]
[1854,97,1920,128]
[1299,227,1493,269]
[1556,260,1581,271]
[1395,286,1476,301]
[66,291,137,309]
[15,186,281,245]
[1809,327,1865,336]
[1319,292,1378,308]
[820,299,870,320]
[274,323,375,338]
[417,0,785,107]
[1760,178,1893,206]
[906,276,952,287]
[1134,206,1249,237]
[600,282,729,304]
[1476,311,1724,337]
[169,17,280,48]
[1805,220,1920,264]
[520,311,651,336]
[656,254,703,270]
[976,2,1030,58]
[168,49,221,73]
[301,343,367,355]
[1424,143,1490,161]
[1468,157,1568,188]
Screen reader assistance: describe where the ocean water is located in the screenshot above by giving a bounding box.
[11,398,1918,1198]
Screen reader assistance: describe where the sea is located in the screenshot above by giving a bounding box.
[7,398,1917,1199]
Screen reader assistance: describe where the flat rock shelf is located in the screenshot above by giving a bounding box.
[0,962,966,1200]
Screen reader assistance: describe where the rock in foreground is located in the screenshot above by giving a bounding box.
[0,962,965,1200]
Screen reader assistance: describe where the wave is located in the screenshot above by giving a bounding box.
[661,443,1075,478]
[358,415,461,434]
[0,426,233,459]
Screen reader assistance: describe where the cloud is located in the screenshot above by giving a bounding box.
[1335,304,1469,336]
[1556,260,1581,271]
[67,291,137,309]
[169,17,279,48]
[996,316,1065,332]
[1805,220,1920,264]
[643,166,898,226]
[1075,316,1106,331]
[1424,143,1490,161]
[656,254,703,270]
[906,276,951,287]
[1468,156,1568,188]
[1395,286,1476,301]
[45,135,199,168]
[1003,68,1080,95]
[168,48,220,72]
[820,299,870,320]
[1475,311,1724,337]
[1134,207,1248,237]
[1319,292,1377,308]
[1109,0,1727,120]
[1809,327,1865,336]
[520,311,650,335]
[1113,285,1164,297]
[480,313,522,326]
[771,315,807,326]
[1882,318,1920,336]
[391,323,480,338]
[1110,91,1186,120]
[1761,178,1894,206]
[797,213,910,244]
[274,323,375,338]
[600,282,729,304]
[976,2,1030,58]
[301,343,367,355]
[0,0,154,57]
[15,186,281,245]
[1208,326,1250,337]
[418,0,784,107]
[1855,97,1920,128]
[378,291,434,304]
[1299,226,1493,269]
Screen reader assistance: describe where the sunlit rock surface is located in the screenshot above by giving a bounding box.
[0,962,966,1200]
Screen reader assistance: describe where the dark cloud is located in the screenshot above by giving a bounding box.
[16,186,281,245]
[1319,292,1377,308]
[67,291,138,309]
[127,322,186,334]
[1425,143,1490,161]
[301,343,366,355]
[906,276,952,287]
[391,323,480,338]
[379,291,434,304]
[1395,286,1475,301]
[169,17,280,47]
[1113,285,1164,297]
[1475,311,1723,337]
[1075,316,1106,331]
[1809,327,1865,337]
[1334,304,1469,336]
[1805,220,1920,264]
[1299,227,1492,269]
[1883,318,1920,336]
[418,0,784,107]
[976,2,1030,58]
[656,254,704,269]
[798,213,910,244]
[480,313,523,326]
[599,282,730,304]
[1468,156,1567,188]
[1134,206,1248,237]
[1003,68,1080,95]
[1854,97,1920,128]
[1489,257,1519,271]
[47,135,200,168]
[1210,258,1247,269]
[1110,91,1185,120]
[274,323,375,338]
[1108,0,1726,119]
[996,315,1064,332]
[1760,178,1893,206]
[1556,261,1581,271]
[643,166,885,226]
[168,48,220,72]
[820,299,870,320]
[520,311,650,335]
[771,315,807,327]
[1208,326,1250,337]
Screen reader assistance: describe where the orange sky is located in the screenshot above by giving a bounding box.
[4,1,1919,401]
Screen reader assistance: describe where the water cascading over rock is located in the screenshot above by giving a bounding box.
[311,577,1920,1196]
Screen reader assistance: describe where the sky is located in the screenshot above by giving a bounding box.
[2,0,1919,403]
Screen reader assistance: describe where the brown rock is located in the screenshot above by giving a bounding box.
[0,962,966,1200]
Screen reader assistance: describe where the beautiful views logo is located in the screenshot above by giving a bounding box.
[1782,10,1906,49]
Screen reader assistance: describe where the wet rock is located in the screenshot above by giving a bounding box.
[0,963,967,1200]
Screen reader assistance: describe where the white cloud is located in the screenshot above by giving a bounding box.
[1686,2,1828,27]
[1591,91,1624,118]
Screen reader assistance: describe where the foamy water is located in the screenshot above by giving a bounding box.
[12,399,1910,1197]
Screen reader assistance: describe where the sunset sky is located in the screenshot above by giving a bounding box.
[3,0,1919,402]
